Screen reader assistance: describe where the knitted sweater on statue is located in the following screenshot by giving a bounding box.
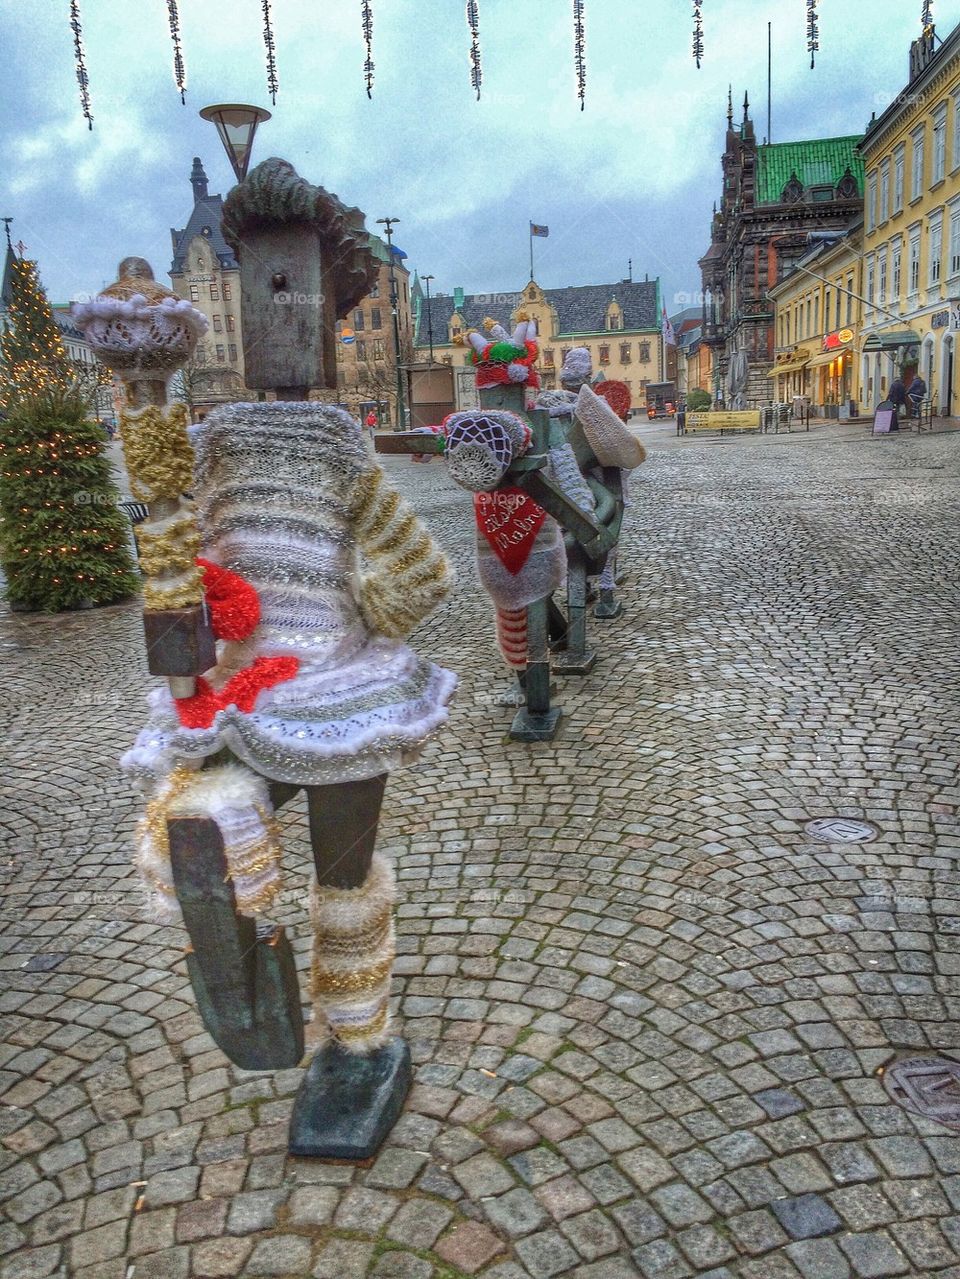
[123,402,456,788]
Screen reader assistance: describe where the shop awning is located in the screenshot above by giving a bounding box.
[767,357,810,376]
[807,348,852,368]
[861,329,920,352]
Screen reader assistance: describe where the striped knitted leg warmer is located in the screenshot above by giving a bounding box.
[310,854,396,1054]
[495,606,528,670]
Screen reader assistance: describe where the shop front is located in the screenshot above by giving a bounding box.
[809,328,856,416]
[767,348,811,404]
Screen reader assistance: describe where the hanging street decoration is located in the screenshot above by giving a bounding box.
[922,1,934,27]
[262,0,278,105]
[693,1,704,68]
[466,1,482,101]
[573,0,586,111]
[166,0,187,104]
[69,0,93,130]
[806,0,819,69]
[362,0,375,99]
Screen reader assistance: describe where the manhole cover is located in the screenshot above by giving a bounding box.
[805,817,879,843]
[883,1056,960,1130]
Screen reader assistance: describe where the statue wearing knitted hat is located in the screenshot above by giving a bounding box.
[76,160,455,1159]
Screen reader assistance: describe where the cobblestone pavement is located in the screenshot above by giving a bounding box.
[2,424,960,1279]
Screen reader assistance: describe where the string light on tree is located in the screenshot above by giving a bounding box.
[466,1,481,101]
[69,0,93,130]
[693,1,704,68]
[362,0,374,98]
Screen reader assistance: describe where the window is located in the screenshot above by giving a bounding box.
[813,294,820,334]
[894,145,905,213]
[824,288,831,330]
[357,340,367,360]
[865,256,875,311]
[638,342,651,362]
[228,343,238,362]
[891,243,902,301]
[878,249,888,308]
[371,308,382,330]
[911,127,925,200]
[560,347,571,363]
[929,212,943,285]
[210,284,219,301]
[835,283,842,330]
[403,282,408,302]
[785,312,791,345]
[543,348,555,366]
[950,206,960,276]
[222,281,232,301]
[933,105,947,184]
[805,298,811,336]
[212,315,222,332]
[215,344,225,362]
[369,281,380,298]
[867,172,877,231]
[599,344,611,365]
[226,315,235,332]
[908,231,921,293]
[620,342,632,363]
[373,338,385,359]
[353,310,364,331]
[879,161,890,223]
[189,284,199,302]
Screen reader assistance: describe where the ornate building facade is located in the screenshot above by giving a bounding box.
[699,95,864,408]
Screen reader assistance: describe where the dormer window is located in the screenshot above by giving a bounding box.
[782,173,804,203]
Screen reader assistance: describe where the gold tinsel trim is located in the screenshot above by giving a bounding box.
[333,1004,390,1044]
[311,954,394,997]
[120,403,195,503]
[361,488,401,543]
[367,509,417,557]
[142,568,204,610]
[136,520,201,577]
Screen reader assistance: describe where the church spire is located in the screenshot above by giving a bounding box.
[743,90,750,120]
[727,85,733,125]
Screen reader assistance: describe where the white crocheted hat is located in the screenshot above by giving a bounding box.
[575,384,646,470]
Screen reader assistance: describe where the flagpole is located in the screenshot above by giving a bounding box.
[529,223,534,281]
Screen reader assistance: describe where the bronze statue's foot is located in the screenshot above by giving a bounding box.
[593,588,623,619]
[169,816,305,1071]
[288,1037,412,1159]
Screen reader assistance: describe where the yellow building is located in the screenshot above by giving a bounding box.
[413,276,663,412]
[858,20,960,414]
[767,226,862,414]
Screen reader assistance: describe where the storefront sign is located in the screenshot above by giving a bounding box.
[822,328,854,350]
[932,303,960,330]
[686,410,761,432]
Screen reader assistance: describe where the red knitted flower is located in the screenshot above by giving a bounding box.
[595,380,631,422]
[174,656,300,729]
[197,557,260,641]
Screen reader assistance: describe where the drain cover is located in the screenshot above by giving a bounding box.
[805,817,879,844]
[883,1056,960,1130]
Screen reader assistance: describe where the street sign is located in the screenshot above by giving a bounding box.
[685,410,761,432]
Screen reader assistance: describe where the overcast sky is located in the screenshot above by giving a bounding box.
[2,0,956,315]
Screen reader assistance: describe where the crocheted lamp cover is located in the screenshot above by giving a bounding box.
[73,285,208,376]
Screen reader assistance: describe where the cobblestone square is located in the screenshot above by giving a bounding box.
[2,422,959,1277]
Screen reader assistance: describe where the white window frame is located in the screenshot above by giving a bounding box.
[929,210,944,286]
[911,126,925,201]
[894,144,905,213]
[933,103,948,185]
[865,254,876,314]
[892,241,902,304]
[879,160,890,223]
[878,246,888,309]
[949,201,960,278]
[867,171,877,232]
[953,93,960,171]
[908,226,922,296]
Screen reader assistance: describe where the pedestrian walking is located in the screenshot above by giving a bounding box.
[906,373,926,420]
[889,375,906,430]
[365,410,378,436]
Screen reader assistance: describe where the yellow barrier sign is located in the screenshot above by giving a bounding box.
[686,410,761,432]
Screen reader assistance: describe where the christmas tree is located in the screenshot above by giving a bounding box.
[0,253,138,611]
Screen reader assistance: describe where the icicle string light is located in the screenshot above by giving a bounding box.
[167,0,187,104]
[262,0,278,104]
[693,1,704,69]
[573,0,586,111]
[806,0,819,69]
[69,0,93,130]
[362,0,374,98]
[467,1,481,101]
[922,1,933,26]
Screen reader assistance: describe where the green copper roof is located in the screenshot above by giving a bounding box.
[755,136,864,205]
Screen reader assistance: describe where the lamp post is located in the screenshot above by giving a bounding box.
[199,104,272,182]
[376,217,406,431]
[422,274,435,363]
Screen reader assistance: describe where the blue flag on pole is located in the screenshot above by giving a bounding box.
[530,223,549,238]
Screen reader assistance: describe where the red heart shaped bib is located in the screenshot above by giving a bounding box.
[474,486,547,575]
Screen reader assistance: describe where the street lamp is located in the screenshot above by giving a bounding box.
[199,104,272,182]
[422,274,435,363]
[376,216,407,430]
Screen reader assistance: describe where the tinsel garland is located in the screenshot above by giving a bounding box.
[196,557,261,640]
[167,0,187,103]
[693,1,704,69]
[173,656,300,730]
[135,517,201,577]
[142,572,204,611]
[69,0,93,130]
[362,0,374,98]
[262,0,278,104]
[466,0,482,100]
[573,0,586,111]
[806,0,819,69]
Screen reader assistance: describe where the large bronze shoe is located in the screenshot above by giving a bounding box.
[168,816,304,1071]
